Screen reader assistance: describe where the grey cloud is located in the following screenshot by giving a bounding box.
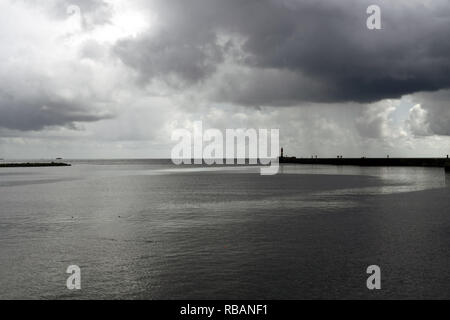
[409,90,450,136]
[62,0,112,29]
[114,0,450,105]
[0,0,119,132]
[115,32,223,85]
[0,90,112,131]
[25,0,113,28]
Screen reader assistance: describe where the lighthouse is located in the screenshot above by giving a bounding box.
[281,148,284,159]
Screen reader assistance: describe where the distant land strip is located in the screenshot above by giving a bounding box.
[0,162,71,168]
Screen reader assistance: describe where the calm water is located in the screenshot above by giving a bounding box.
[0,160,450,299]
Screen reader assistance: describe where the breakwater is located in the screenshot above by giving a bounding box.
[280,157,450,168]
[0,162,71,168]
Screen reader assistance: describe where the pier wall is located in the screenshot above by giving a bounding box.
[280,157,449,168]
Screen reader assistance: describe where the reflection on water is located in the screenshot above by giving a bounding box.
[0,160,450,299]
[280,165,447,193]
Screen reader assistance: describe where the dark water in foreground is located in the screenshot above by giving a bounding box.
[0,160,450,299]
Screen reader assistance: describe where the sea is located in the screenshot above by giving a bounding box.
[0,159,449,299]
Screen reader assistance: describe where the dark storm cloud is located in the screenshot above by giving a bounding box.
[114,0,226,84]
[0,92,112,131]
[115,0,450,105]
[115,30,223,84]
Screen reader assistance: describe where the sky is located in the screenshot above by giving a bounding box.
[1,0,450,159]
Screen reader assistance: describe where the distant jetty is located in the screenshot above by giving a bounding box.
[278,147,450,170]
[279,155,450,170]
[0,162,71,168]
[280,157,448,167]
